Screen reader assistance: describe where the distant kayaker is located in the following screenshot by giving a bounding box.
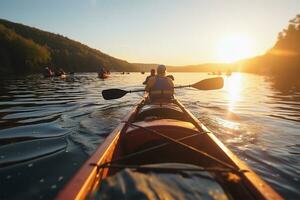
[59,68,65,75]
[43,67,54,77]
[98,67,105,73]
[145,65,174,100]
[54,68,65,76]
[142,69,156,85]
[99,66,110,74]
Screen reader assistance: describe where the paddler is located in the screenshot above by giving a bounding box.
[43,67,53,77]
[143,69,155,85]
[58,68,65,75]
[98,66,107,75]
[145,65,174,100]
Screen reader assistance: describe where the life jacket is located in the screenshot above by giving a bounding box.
[149,76,174,100]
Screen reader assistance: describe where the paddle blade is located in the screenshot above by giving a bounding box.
[102,89,128,100]
[192,77,224,90]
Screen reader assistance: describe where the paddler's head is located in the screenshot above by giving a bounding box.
[150,69,155,76]
[157,65,166,76]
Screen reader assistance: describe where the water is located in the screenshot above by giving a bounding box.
[0,72,299,200]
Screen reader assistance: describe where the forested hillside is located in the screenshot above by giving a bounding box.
[0,19,136,75]
[0,24,50,74]
[1,14,300,76]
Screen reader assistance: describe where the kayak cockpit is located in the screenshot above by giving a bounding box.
[91,120,261,200]
[135,102,189,121]
[118,119,234,170]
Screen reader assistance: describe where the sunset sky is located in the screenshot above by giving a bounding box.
[1,0,300,65]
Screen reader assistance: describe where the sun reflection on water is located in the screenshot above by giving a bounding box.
[225,73,243,112]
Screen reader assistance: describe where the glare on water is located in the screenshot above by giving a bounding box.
[225,73,242,112]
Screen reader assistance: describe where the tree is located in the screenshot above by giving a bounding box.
[0,24,50,74]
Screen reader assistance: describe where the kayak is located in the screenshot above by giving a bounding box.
[56,95,283,200]
[60,74,67,79]
[43,74,66,79]
[98,72,109,79]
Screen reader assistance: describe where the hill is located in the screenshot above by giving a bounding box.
[1,14,299,76]
[0,23,50,74]
[133,63,232,73]
[0,19,136,75]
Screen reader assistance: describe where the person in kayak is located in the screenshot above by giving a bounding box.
[43,67,54,77]
[145,65,174,100]
[143,69,155,85]
[98,66,105,74]
[54,68,66,76]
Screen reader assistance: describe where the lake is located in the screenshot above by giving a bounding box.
[0,72,299,199]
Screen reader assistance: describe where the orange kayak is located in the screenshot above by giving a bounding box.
[56,95,283,200]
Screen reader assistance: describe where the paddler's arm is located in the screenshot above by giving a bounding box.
[142,76,149,85]
[167,77,175,93]
[145,77,155,92]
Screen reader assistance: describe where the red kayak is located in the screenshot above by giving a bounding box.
[56,94,282,200]
[98,72,109,79]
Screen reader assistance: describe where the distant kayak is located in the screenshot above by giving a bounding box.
[43,72,67,79]
[60,74,67,79]
[98,72,109,79]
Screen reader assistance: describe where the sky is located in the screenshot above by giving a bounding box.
[0,0,300,65]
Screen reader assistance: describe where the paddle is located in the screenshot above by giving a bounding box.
[175,77,224,90]
[102,77,223,100]
[102,88,144,100]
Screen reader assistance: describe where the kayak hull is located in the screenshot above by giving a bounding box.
[43,74,67,79]
[56,96,283,200]
[98,73,109,79]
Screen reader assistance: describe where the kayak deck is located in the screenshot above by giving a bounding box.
[56,97,283,200]
[121,119,221,167]
[99,119,256,199]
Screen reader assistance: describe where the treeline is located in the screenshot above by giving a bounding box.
[2,14,300,76]
[0,24,50,74]
[238,14,300,77]
[0,19,136,75]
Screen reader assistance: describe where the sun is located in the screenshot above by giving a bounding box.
[217,35,255,63]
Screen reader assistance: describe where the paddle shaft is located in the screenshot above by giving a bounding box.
[102,77,223,100]
[174,85,191,89]
[127,89,145,93]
